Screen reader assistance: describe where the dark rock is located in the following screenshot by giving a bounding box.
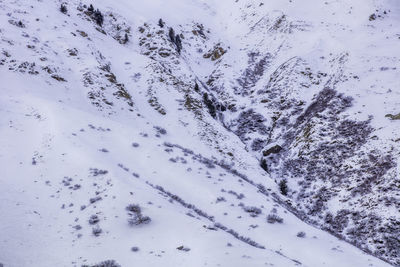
[263,145,282,156]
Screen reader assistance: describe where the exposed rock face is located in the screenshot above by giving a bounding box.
[263,145,282,157]
[188,2,400,265]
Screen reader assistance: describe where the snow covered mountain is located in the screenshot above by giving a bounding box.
[0,0,399,266]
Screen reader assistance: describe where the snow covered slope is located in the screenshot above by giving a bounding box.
[0,0,398,266]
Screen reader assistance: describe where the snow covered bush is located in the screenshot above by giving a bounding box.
[89,215,100,225]
[267,214,283,224]
[60,4,67,14]
[126,204,151,226]
[92,226,102,236]
[242,205,262,217]
[176,245,191,252]
[82,259,121,267]
[297,231,306,238]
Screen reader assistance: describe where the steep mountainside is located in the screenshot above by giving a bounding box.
[0,0,399,266]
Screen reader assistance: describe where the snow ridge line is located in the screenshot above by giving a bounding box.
[161,142,394,266]
[145,180,266,249]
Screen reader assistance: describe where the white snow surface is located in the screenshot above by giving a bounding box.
[0,0,398,267]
